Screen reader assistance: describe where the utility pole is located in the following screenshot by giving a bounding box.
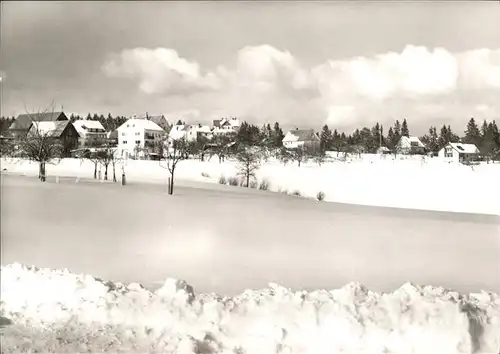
[380,124,382,148]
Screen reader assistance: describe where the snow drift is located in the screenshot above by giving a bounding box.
[1,264,499,353]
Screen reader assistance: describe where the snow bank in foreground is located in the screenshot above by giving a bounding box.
[1,264,499,354]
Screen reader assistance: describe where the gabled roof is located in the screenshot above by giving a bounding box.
[283,129,319,142]
[449,143,479,154]
[72,120,106,134]
[148,115,169,128]
[117,118,164,132]
[188,124,212,133]
[398,136,425,148]
[10,112,67,131]
[29,121,77,138]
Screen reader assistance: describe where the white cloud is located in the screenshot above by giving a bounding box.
[102,48,221,95]
[313,46,460,101]
[103,45,500,131]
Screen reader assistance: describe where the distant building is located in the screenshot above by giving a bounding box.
[27,121,80,157]
[396,136,426,155]
[212,117,240,135]
[282,128,320,151]
[73,120,107,147]
[376,146,392,155]
[168,124,187,147]
[9,112,69,138]
[117,118,166,159]
[185,124,213,142]
[438,143,480,163]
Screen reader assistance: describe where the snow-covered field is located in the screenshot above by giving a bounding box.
[1,263,499,354]
[1,157,499,353]
[2,155,500,215]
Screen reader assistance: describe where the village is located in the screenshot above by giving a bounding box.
[1,111,497,166]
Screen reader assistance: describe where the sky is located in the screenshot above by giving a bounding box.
[1,1,499,135]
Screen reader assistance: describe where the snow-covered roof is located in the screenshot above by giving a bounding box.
[283,129,319,142]
[398,136,425,148]
[188,124,212,133]
[72,120,105,133]
[449,143,479,154]
[29,121,75,138]
[214,118,240,128]
[169,125,187,140]
[117,118,165,132]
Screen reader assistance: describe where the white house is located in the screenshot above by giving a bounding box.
[396,136,426,154]
[438,142,480,163]
[282,128,320,150]
[117,118,165,159]
[212,117,240,135]
[167,124,187,146]
[185,124,213,142]
[72,120,107,147]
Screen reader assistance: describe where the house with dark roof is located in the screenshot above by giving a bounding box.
[438,142,480,163]
[27,121,79,157]
[9,112,69,138]
[147,115,170,133]
[282,128,320,151]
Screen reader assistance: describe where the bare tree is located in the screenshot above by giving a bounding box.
[311,149,327,167]
[96,144,116,181]
[235,146,262,187]
[83,150,100,179]
[289,146,309,167]
[159,137,189,195]
[209,134,234,163]
[17,105,63,182]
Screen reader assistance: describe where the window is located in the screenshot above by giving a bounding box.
[135,140,140,144]
[122,140,127,144]
[126,124,129,128]
[444,147,453,158]
[135,132,140,136]
[121,132,126,136]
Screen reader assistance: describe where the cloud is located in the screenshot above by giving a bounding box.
[102,45,500,131]
[102,48,221,95]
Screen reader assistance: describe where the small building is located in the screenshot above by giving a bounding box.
[27,121,80,157]
[186,124,213,142]
[212,117,240,135]
[117,118,166,159]
[73,120,107,147]
[376,146,392,155]
[9,111,69,138]
[168,124,187,146]
[282,128,321,151]
[438,143,480,163]
[397,136,426,155]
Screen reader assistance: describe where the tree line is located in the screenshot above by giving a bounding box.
[1,113,499,158]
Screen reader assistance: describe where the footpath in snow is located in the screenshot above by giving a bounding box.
[1,263,499,354]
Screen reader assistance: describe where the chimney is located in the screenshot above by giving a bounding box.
[146,112,149,119]
[296,127,298,130]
